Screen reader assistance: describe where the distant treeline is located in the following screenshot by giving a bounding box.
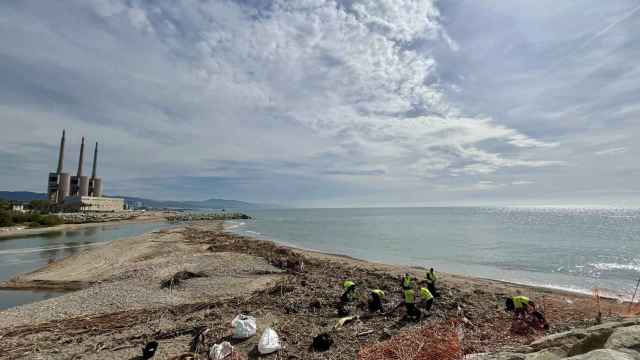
[0,199,64,228]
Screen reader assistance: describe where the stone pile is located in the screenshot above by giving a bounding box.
[467,318,640,359]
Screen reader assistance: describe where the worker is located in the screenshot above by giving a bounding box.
[419,287,434,311]
[401,273,414,290]
[403,288,421,320]
[505,296,549,330]
[505,296,532,314]
[341,280,357,303]
[368,289,385,313]
[425,268,438,297]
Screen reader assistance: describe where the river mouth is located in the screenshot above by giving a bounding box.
[0,221,170,310]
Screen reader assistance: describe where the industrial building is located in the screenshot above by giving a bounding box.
[47,130,123,212]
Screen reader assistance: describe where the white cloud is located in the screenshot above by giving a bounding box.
[595,147,627,156]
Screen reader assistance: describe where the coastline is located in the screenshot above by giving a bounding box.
[0,221,633,359]
[0,211,172,239]
[223,222,625,302]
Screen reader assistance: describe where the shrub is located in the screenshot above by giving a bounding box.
[38,215,64,226]
[0,210,14,227]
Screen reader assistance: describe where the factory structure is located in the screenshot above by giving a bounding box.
[47,130,124,212]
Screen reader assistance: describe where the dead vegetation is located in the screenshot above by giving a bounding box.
[0,222,629,359]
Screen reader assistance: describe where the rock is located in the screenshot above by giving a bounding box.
[525,348,566,360]
[605,325,640,352]
[565,349,636,359]
[530,320,633,356]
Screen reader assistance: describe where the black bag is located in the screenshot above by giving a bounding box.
[312,332,333,352]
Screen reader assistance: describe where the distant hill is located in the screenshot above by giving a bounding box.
[0,191,47,201]
[120,196,276,210]
[0,191,276,210]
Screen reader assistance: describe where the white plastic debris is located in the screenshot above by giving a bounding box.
[209,341,233,360]
[258,327,282,355]
[231,314,257,339]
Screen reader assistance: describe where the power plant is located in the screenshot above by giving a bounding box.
[47,130,123,212]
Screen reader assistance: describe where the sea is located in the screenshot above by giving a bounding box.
[227,207,640,300]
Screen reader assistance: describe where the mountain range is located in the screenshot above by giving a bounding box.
[0,191,276,210]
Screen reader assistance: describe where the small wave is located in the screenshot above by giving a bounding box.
[224,221,246,230]
[592,263,640,272]
[245,230,261,235]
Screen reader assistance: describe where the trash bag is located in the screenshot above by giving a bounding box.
[142,341,158,359]
[312,332,333,352]
[257,327,282,355]
[231,315,257,339]
[209,341,233,360]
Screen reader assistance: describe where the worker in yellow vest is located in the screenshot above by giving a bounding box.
[403,288,421,320]
[401,273,414,290]
[419,287,434,311]
[368,289,385,313]
[341,280,357,303]
[425,268,438,297]
[505,296,532,314]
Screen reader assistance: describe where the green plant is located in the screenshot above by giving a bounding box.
[0,210,14,227]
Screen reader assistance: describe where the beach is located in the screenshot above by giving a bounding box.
[0,220,632,359]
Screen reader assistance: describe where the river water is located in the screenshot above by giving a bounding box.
[229,207,640,300]
[0,222,169,310]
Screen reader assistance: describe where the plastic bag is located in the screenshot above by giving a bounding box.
[258,327,282,354]
[231,315,256,339]
[209,341,233,360]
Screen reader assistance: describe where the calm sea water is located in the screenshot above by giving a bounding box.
[0,222,170,310]
[229,207,640,299]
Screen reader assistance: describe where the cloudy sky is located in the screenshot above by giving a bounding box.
[1,0,639,207]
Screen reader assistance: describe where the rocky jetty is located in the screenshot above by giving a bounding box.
[59,211,144,224]
[166,212,251,222]
[467,318,640,359]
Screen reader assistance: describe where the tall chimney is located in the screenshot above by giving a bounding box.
[56,129,66,174]
[77,137,85,177]
[91,142,98,179]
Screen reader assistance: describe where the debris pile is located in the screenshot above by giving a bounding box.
[358,321,462,360]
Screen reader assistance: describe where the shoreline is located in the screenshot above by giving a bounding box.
[223,222,626,303]
[0,221,634,359]
[0,211,172,239]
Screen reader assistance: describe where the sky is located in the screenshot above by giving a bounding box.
[1,0,639,207]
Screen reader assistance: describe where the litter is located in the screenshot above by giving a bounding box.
[257,327,282,354]
[231,315,256,339]
[335,315,358,329]
[209,341,233,360]
[312,333,333,352]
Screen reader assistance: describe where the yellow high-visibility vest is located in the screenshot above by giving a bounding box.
[372,289,385,299]
[343,280,355,290]
[404,289,415,304]
[420,287,433,301]
[402,275,413,289]
[513,296,530,309]
[426,270,437,284]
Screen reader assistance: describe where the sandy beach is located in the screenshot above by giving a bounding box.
[0,221,632,359]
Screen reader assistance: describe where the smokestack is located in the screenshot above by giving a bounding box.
[56,129,66,174]
[91,142,98,179]
[77,137,85,177]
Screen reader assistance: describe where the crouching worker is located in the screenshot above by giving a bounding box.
[341,280,357,303]
[368,289,385,313]
[505,296,533,315]
[505,296,549,330]
[419,287,434,311]
[403,288,421,321]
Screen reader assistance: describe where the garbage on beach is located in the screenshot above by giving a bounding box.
[257,327,282,354]
[231,315,257,339]
[335,315,358,329]
[209,341,233,360]
[312,332,333,352]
